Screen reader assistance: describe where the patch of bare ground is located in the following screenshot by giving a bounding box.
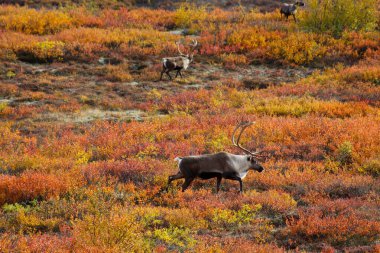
[1,59,314,126]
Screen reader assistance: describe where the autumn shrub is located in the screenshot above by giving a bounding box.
[3,155,74,174]
[0,83,18,97]
[16,41,65,63]
[154,226,196,250]
[195,236,285,253]
[320,175,374,199]
[341,64,380,85]
[174,3,207,32]
[73,206,149,252]
[272,63,380,104]
[0,172,69,205]
[268,33,331,64]
[246,190,297,213]
[0,122,36,156]
[0,102,9,115]
[300,0,378,36]
[336,141,354,166]
[82,159,163,185]
[159,89,213,114]
[0,233,74,253]
[358,159,380,177]
[210,204,262,230]
[243,96,376,118]
[221,53,248,69]
[0,6,75,35]
[100,8,175,29]
[227,27,282,51]
[285,208,380,248]
[102,65,133,82]
[2,201,61,234]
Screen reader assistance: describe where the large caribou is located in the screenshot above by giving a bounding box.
[167,122,265,193]
[159,39,198,81]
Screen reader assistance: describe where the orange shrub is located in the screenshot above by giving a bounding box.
[0,172,69,205]
[0,233,74,253]
[0,6,75,35]
[246,189,297,213]
[82,159,167,185]
[285,208,380,247]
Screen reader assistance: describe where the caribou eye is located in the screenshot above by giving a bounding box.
[247,156,251,161]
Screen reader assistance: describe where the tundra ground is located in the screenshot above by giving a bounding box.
[0,3,379,252]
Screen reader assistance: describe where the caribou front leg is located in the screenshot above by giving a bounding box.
[182,177,194,192]
[167,171,184,190]
[166,71,173,80]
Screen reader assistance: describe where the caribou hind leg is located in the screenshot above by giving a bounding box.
[159,70,165,81]
[181,177,194,192]
[216,175,222,193]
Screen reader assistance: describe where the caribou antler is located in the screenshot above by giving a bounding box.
[190,39,198,50]
[232,122,261,156]
[176,41,185,56]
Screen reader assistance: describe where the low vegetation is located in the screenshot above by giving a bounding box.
[0,1,379,252]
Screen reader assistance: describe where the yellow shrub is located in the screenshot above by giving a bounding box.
[212,204,262,229]
[174,3,207,31]
[0,6,74,35]
[73,207,148,252]
[106,66,133,82]
[269,33,329,64]
[154,226,196,249]
[16,41,65,63]
[247,190,297,213]
[163,208,206,230]
[2,203,61,234]
[228,27,279,50]
[221,53,248,68]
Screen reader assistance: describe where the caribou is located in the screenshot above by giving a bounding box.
[280,1,305,22]
[167,122,265,193]
[159,39,198,81]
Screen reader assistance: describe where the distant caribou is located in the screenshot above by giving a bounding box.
[280,1,305,22]
[167,122,265,193]
[159,39,198,81]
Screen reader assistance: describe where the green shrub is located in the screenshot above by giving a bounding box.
[211,204,262,229]
[17,41,65,63]
[336,141,354,166]
[300,0,378,36]
[153,226,196,249]
[0,102,8,114]
[174,3,207,31]
[358,159,380,177]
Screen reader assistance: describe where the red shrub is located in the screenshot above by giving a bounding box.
[285,208,380,247]
[82,159,167,185]
[0,172,69,205]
